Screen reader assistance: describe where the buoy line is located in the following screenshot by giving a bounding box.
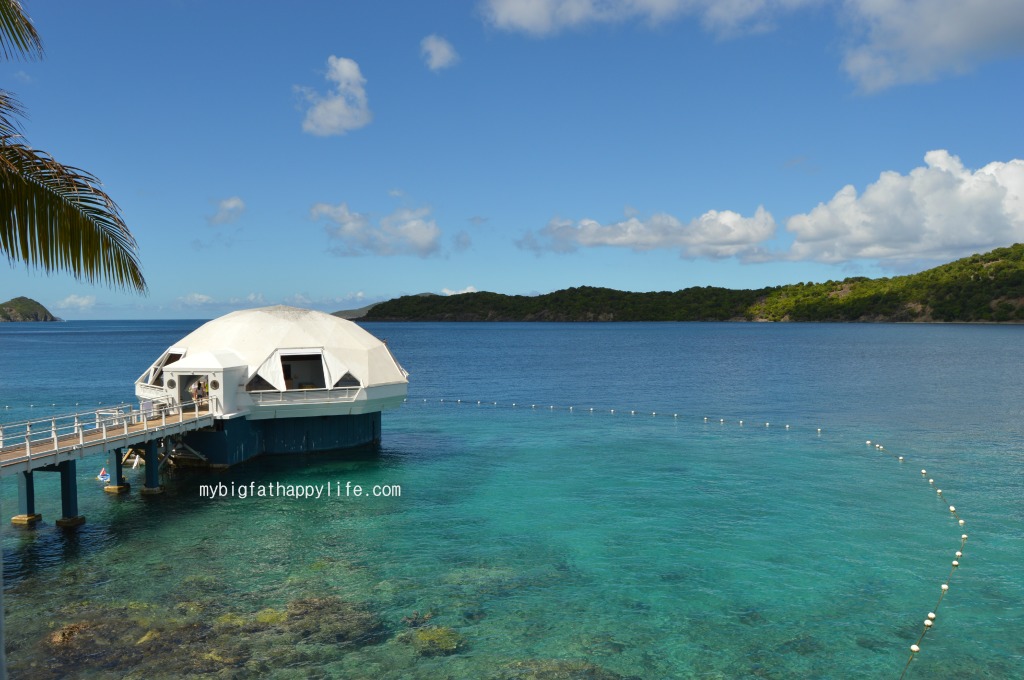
[864,437,969,679]
[407,397,971,678]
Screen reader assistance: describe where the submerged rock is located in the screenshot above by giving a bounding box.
[23,594,388,678]
[401,625,468,656]
[284,596,387,646]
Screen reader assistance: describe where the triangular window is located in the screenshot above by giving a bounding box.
[333,372,360,388]
[150,352,183,386]
[246,374,276,392]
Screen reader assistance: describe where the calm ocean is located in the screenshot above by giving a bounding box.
[1,320,1022,678]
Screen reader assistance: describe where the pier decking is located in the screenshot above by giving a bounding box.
[0,401,215,527]
[0,401,214,477]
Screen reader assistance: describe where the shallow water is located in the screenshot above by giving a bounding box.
[1,321,1022,678]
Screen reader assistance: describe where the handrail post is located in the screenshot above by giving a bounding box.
[77,416,83,447]
[24,422,31,459]
[1,424,4,449]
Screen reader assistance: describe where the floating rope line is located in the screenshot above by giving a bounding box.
[409,398,972,678]
[865,440,969,680]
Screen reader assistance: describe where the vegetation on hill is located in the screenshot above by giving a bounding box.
[361,244,1024,323]
[0,296,57,321]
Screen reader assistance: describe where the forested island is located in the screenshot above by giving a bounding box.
[352,244,1024,323]
[0,297,57,322]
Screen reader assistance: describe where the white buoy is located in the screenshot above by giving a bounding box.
[949,505,956,512]
[817,428,821,433]
[924,619,933,627]
[929,479,934,484]
[879,445,884,450]
[866,440,872,445]
[569,406,574,411]
[936,489,942,494]
[962,534,968,540]
[652,412,656,416]
[952,560,959,567]
[550,405,554,409]
[674,414,678,418]
[704,417,708,422]
[631,410,635,415]
[611,409,615,414]
[765,422,770,427]
[898,456,904,461]
[941,584,949,592]
[739,420,743,425]
[921,469,927,475]
[785,424,790,429]
[927,612,936,620]
[911,644,920,653]
[721,419,725,423]
[955,551,962,557]
[959,519,965,526]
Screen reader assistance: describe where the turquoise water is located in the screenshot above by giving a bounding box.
[1,321,1022,678]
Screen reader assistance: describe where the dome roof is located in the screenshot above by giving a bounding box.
[161,306,407,389]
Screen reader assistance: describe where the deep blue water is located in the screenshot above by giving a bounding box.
[1,320,1022,678]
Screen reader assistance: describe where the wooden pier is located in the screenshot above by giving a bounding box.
[0,401,215,527]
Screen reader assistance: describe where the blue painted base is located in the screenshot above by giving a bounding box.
[181,413,381,467]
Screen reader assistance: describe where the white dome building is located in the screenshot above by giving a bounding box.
[135,306,408,466]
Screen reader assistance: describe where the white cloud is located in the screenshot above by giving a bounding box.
[480,0,817,36]
[421,34,459,71]
[55,294,95,311]
[312,203,442,257]
[786,150,1024,264]
[841,0,1024,91]
[176,293,216,307]
[209,196,245,225]
[481,0,1024,90]
[519,206,777,259]
[442,285,478,295]
[298,56,372,136]
[228,292,266,305]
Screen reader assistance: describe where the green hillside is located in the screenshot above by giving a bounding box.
[0,296,58,322]
[362,244,1024,322]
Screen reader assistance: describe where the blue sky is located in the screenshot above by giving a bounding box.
[3,0,1023,319]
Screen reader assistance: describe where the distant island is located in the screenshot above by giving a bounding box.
[0,296,58,322]
[339,244,1024,323]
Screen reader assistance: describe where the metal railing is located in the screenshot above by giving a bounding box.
[0,398,217,458]
[248,387,358,406]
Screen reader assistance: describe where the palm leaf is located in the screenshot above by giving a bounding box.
[0,89,25,145]
[0,136,147,292]
[0,0,42,60]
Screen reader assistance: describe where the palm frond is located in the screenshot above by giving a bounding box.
[0,89,25,146]
[0,136,147,292]
[0,0,42,60]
